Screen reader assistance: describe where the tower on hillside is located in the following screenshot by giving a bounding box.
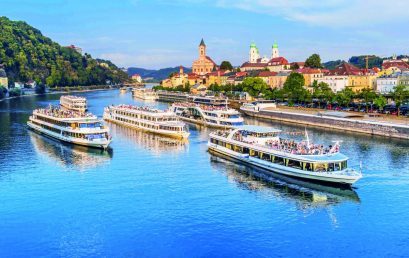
[249,42,260,63]
[272,41,279,59]
[199,38,206,58]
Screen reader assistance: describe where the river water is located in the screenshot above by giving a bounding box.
[0,90,408,257]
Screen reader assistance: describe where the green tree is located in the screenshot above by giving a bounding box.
[374,95,387,112]
[305,54,323,68]
[283,72,307,104]
[393,85,409,116]
[0,86,7,99]
[335,88,355,107]
[220,61,233,71]
[241,77,268,97]
[358,88,377,112]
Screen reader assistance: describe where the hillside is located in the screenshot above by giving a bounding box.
[0,16,128,87]
[127,66,192,82]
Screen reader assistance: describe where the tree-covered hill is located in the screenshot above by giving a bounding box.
[127,66,192,82]
[0,16,128,87]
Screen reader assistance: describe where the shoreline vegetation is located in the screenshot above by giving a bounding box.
[0,85,116,102]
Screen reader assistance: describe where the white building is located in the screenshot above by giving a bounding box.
[317,75,349,92]
[249,42,260,63]
[272,42,279,59]
[376,75,398,94]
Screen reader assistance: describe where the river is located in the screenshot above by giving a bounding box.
[0,89,408,257]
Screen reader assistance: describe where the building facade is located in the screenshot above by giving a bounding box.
[376,75,398,94]
[192,39,216,75]
[0,68,8,89]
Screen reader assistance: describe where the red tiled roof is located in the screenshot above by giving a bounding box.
[258,71,277,77]
[205,56,217,65]
[235,71,248,77]
[382,60,409,70]
[296,68,323,74]
[268,57,289,66]
[326,63,361,76]
[241,62,268,68]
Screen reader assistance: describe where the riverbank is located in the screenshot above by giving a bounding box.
[0,85,116,103]
[241,107,409,140]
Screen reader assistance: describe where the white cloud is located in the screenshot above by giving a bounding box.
[99,49,193,68]
[214,0,409,27]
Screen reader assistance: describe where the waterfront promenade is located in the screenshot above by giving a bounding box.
[241,106,409,139]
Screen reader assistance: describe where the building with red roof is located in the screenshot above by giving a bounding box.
[192,39,217,75]
[267,57,290,72]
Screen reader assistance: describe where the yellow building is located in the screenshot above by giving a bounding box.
[297,68,324,87]
[0,69,8,89]
[347,75,377,92]
[270,72,289,89]
[206,71,227,86]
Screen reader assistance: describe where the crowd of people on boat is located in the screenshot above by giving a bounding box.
[214,130,339,155]
[112,104,163,113]
[35,107,93,119]
[265,139,339,155]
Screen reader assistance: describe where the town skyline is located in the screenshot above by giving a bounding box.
[2,0,409,69]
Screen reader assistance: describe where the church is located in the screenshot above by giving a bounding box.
[192,39,217,75]
[241,42,289,72]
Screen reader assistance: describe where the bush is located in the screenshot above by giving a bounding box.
[0,86,7,99]
[35,84,46,94]
[9,88,22,97]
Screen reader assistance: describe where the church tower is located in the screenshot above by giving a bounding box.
[272,41,279,59]
[199,38,206,59]
[249,42,260,63]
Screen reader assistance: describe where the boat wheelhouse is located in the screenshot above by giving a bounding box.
[27,107,111,149]
[171,102,244,128]
[132,88,159,100]
[60,95,87,112]
[208,125,362,185]
[188,95,228,106]
[103,104,190,139]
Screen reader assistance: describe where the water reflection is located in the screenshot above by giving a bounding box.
[29,131,112,171]
[209,152,360,208]
[108,123,188,156]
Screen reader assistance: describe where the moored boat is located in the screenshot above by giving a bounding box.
[103,104,190,139]
[171,96,244,129]
[207,125,362,185]
[132,88,158,100]
[27,106,112,149]
[60,95,87,112]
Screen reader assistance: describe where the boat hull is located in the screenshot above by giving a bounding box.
[104,117,190,140]
[208,143,361,185]
[27,121,111,149]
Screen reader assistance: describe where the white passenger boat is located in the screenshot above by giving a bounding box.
[27,107,112,149]
[60,95,87,112]
[120,87,128,93]
[240,100,276,115]
[132,88,158,100]
[208,125,362,185]
[171,96,244,128]
[103,104,190,139]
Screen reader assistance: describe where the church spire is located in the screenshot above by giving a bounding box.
[199,38,206,47]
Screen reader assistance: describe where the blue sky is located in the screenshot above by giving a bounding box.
[2,0,409,69]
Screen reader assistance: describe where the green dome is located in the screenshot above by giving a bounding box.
[273,42,278,48]
[250,42,257,48]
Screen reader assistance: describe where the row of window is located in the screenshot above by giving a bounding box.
[210,138,347,172]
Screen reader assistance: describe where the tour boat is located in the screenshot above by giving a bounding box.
[132,88,159,100]
[171,96,244,128]
[207,125,362,185]
[60,95,87,112]
[120,87,128,93]
[27,106,112,149]
[103,104,190,139]
[240,100,277,115]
